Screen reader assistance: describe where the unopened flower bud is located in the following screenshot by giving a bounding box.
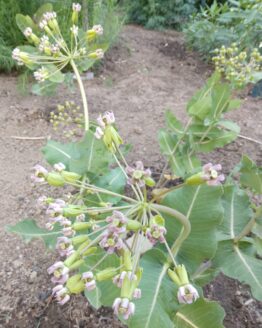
[66,274,85,294]
[46,172,65,187]
[96,267,118,282]
[61,170,81,183]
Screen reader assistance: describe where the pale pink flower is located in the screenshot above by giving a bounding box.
[31,164,48,183]
[82,271,96,291]
[133,288,142,299]
[99,231,124,254]
[177,284,199,304]
[39,20,48,29]
[113,271,137,288]
[72,3,81,12]
[62,226,75,237]
[70,25,78,36]
[202,163,225,186]
[146,224,166,245]
[92,25,103,36]
[34,67,49,82]
[95,49,104,59]
[76,213,85,222]
[126,161,152,187]
[23,27,32,37]
[113,298,135,320]
[48,261,69,284]
[54,162,66,172]
[43,11,57,21]
[56,237,74,257]
[94,126,104,139]
[52,285,70,305]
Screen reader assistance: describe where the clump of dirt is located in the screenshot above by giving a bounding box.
[0,25,261,328]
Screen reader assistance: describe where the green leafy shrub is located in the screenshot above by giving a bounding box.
[124,0,198,30]
[212,44,262,88]
[184,0,262,60]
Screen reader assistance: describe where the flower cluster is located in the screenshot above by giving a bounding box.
[94,111,123,152]
[201,163,225,186]
[126,161,155,187]
[12,3,104,84]
[212,44,262,87]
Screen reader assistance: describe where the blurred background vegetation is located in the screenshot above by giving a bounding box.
[1,0,261,78]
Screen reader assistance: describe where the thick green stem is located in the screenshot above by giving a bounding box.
[70,59,89,131]
[234,217,256,243]
[151,204,191,257]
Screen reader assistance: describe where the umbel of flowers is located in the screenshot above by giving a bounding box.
[30,105,227,319]
[12,3,253,326]
[12,2,105,132]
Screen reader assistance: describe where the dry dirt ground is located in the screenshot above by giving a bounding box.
[0,25,261,328]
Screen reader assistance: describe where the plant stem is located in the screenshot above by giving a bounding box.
[70,59,89,131]
[151,204,191,257]
[234,217,256,243]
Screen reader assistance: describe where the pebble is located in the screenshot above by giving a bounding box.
[29,271,37,283]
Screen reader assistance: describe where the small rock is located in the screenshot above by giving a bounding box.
[29,271,37,283]
[134,127,142,135]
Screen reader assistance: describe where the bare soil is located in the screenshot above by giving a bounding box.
[0,25,261,328]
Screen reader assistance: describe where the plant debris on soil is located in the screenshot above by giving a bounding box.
[0,25,261,328]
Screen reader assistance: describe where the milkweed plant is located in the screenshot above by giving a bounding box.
[8,3,262,328]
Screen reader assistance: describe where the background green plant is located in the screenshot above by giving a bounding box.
[184,0,262,60]
[0,0,121,72]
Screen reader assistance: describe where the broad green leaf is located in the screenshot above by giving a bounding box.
[84,287,102,309]
[218,120,240,134]
[165,111,184,135]
[6,219,61,249]
[85,168,126,205]
[187,72,220,119]
[161,185,223,273]
[46,64,65,83]
[174,298,225,328]
[31,80,59,96]
[42,139,78,169]
[218,186,252,240]
[42,132,113,175]
[214,186,262,301]
[34,3,53,23]
[16,14,38,34]
[128,249,177,328]
[69,131,113,175]
[239,155,262,194]
[214,240,262,301]
[158,130,200,177]
[81,252,120,308]
[189,125,238,152]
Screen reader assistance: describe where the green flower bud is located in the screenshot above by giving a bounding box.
[185,172,204,186]
[103,126,123,152]
[66,274,85,294]
[64,251,80,267]
[168,264,189,287]
[61,171,81,183]
[71,235,89,246]
[123,250,132,271]
[68,259,84,270]
[81,246,97,257]
[144,176,156,187]
[127,219,142,231]
[46,172,65,187]
[95,267,118,282]
[63,206,86,217]
[72,222,92,231]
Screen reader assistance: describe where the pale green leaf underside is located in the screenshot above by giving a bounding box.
[6,219,61,249]
[215,186,262,301]
[162,185,223,273]
[174,298,225,328]
[128,249,178,328]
